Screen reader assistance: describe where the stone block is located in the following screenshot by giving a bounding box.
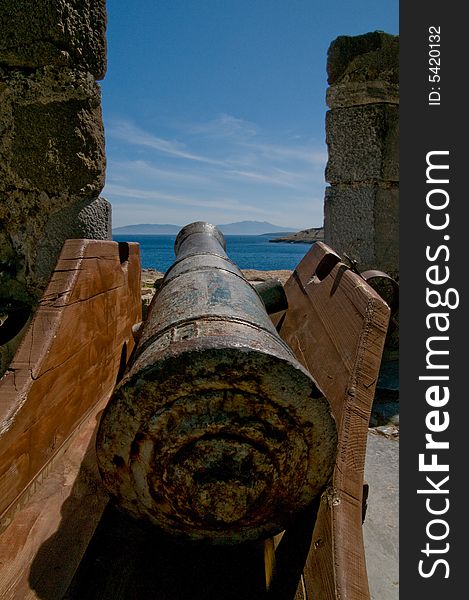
[44,195,112,244]
[11,99,105,195]
[326,81,399,109]
[75,196,112,240]
[1,191,111,302]
[35,196,112,281]
[0,67,105,197]
[0,0,107,79]
[0,230,29,305]
[0,188,53,302]
[327,31,398,86]
[324,186,399,275]
[325,104,399,184]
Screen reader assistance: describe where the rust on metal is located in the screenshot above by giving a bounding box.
[96,222,337,545]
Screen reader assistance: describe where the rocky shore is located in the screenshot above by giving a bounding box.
[269,227,324,244]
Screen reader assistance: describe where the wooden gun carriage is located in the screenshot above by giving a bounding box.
[0,222,390,599]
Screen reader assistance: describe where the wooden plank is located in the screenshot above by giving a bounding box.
[271,242,390,600]
[0,239,142,598]
[0,238,388,599]
[0,402,109,600]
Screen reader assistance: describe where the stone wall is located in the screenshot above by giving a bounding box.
[0,0,110,373]
[324,32,399,280]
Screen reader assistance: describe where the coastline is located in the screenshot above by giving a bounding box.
[269,227,324,244]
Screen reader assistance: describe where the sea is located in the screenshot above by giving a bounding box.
[112,234,312,273]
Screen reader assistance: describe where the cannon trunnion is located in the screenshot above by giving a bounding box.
[96,222,337,544]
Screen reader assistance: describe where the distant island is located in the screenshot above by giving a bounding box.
[112,221,298,236]
[269,227,324,244]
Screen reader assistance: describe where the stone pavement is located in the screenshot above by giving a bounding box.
[363,430,399,600]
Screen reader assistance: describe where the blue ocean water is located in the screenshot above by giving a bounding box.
[113,234,312,272]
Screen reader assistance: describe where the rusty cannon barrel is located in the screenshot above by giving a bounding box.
[96,222,337,544]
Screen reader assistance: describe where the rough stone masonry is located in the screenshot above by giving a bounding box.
[324,31,400,398]
[0,1,110,374]
[324,31,399,280]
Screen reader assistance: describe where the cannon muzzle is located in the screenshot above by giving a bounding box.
[96,222,337,544]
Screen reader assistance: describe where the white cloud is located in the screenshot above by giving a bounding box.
[107,120,226,166]
[105,115,327,229]
[183,113,258,140]
[242,141,328,166]
[109,160,212,185]
[221,168,303,189]
[105,184,266,214]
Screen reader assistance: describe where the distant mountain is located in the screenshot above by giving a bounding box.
[113,221,297,236]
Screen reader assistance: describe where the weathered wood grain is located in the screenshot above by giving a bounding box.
[0,239,141,599]
[0,404,108,600]
[0,238,389,599]
[270,241,390,600]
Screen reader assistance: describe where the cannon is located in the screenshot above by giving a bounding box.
[96,222,337,545]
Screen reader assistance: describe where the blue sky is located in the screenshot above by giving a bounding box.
[101,1,398,230]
